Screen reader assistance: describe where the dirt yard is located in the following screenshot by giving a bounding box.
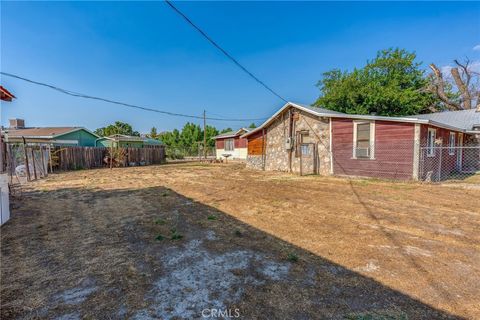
[1,163,479,319]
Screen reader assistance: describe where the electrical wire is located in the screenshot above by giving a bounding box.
[164,0,288,103]
[0,72,268,122]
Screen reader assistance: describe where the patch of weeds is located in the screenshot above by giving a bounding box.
[286,253,299,262]
[234,229,242,237]
[154,219,166,225]
[155,235,164,241]
[170,228,183,240]
[207,215,217,221]
[161,191,169,197]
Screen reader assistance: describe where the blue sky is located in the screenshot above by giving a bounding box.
[1,1,479,133]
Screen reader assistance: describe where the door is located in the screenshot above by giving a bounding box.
[299,143,317,175]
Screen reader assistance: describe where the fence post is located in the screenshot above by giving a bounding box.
[437,147,442,181]
[22,137,31,182]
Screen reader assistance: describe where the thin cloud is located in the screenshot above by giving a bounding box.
[473,44,480,51]
[441,60,480,76]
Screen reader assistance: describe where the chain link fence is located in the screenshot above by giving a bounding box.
[329,140,480,182]
[419,145,480,182]
[165,145,216,160]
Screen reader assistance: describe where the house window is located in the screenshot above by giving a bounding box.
[301,144,311,156]
[353,121,375,159]
[295,131,310,157]
[427,128,436,157]
[224,138,234,151]
[448,132,455,155]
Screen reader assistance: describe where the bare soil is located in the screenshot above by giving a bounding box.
[1,163,479,319]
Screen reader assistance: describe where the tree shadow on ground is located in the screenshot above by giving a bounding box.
[1,186,463,319]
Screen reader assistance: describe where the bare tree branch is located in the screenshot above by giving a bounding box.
[451,67,472,109]
[429,63,462,110]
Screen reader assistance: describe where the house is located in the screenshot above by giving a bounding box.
[213,128,250,160]
[0,85,16,102]
[3,119,99,147]
[241,102,480,180]
[0,86,15,226]
[95,134,163,148]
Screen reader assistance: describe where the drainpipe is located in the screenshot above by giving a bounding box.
[288,110,293,173]
[262,128,266,171]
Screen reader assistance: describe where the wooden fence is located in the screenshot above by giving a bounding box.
[3,144,166,183]
[52,146,166,171]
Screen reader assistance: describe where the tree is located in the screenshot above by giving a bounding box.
[248,122,257,129]
[428,58,480,111]
[204,125,219,148]
[149,127,158,139]
[95,121,140,137]
[313,48,436,116]
[179,122,202,151]
[220,128,233,134]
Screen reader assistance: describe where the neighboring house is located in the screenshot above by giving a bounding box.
[241,102,480,180]
[0,86,15,226]
[0,85,16,102]
[3,119,99,147]
[95,134,163,148]
[213,128,250,160]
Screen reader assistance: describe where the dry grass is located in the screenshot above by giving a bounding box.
[1,163,479,319]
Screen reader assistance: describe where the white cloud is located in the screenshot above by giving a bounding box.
[440,60,480,77]
[473,44,480,51]
[469,60,480,73]
[441,65,452,76]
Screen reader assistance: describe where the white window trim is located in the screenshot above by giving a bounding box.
[427,128,436,157]
[448,132,455,155]
[224,138,235,151]
[352,120,375,160]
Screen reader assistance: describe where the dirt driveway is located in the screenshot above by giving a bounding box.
[1,163,479,319]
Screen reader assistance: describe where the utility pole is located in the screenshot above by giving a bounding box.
[203,110,207,159]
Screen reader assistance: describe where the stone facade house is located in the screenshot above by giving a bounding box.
[242,102,480,180]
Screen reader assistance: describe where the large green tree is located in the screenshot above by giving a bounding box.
[313,48,437,116]
[95,121,140,137]
[158,122,220,156]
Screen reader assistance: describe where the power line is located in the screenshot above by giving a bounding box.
[0,72,267,122]
[165,0,288,103]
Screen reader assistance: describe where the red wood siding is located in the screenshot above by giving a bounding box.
[332,119,415,180]
[215,136,247,149]
[246,131,264,155]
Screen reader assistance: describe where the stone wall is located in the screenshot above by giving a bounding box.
[263,108,331,175]
[246,155,263,170]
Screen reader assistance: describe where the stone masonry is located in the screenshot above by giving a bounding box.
[246,107,331,175]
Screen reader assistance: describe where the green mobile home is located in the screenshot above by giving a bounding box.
[4,121,99,147]
[95,134,163,148]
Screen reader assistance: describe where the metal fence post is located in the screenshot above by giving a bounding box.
[438,147,442,181]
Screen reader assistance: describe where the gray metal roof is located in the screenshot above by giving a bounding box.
[293,103,347,115]
[406,108,480,131]
[212,128,250,139]
[214,131,236,138]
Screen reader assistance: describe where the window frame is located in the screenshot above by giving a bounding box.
[224,138,235,151]
[352,121,375,159]
[448,132,456,155]
[427,128,436,157]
